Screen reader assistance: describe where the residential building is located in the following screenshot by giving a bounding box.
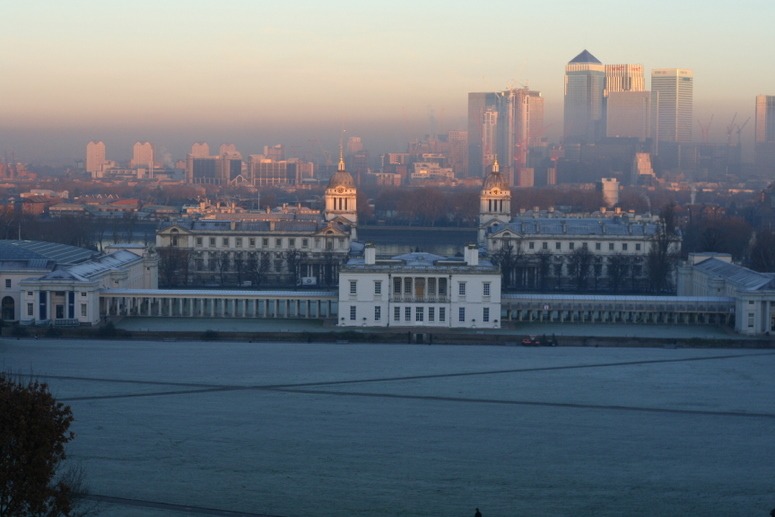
[131,141,154,169]
[468,92,498,177]
[564,50,606,144]
[85,141,106,178]
[338,244,501,328]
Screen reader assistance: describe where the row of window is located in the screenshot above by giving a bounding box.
[185,236,345,250]
[348,280,491,298]
[346,305,491,324]
[27,303,88,317]
[505,241,644,252]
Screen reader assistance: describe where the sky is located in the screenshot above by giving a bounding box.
[0,0,773,164]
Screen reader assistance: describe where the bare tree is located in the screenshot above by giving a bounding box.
[568,247,593,291]
[647,203,680,293]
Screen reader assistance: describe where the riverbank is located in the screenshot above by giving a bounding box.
[10,317,767,349]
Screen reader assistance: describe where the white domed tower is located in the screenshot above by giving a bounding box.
[478,159,511,244]
[324,148,358,227]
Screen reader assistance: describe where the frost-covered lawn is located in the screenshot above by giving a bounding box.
[2,338,774,516]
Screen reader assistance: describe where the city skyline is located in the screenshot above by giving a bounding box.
[1,0,773,164]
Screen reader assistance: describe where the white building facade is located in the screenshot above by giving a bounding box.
[338,245,501,329]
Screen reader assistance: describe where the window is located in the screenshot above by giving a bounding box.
[555,242,561,250]
[404,278,412,294]
[458,282,466,296]
[483,282,491,296]
[209,237,216,247]
[196,237,203,246]
[404,307,411,321]
[458,307,466,322]
[289,238,295,248]
[80,304,87,317]
[349,306,356,321]
[275,238,282,247]
[249,238,256,247]
[569,242,575,250]
[4,279,10,288]
[529,242,535,250]
[394,307,401,321]
[542,242,548,250]
[622,243,628,251]
[262,238,269,247]
[439,307,446,322]
[416,307,424,322]
[582,242,588,249]
[235,237,242,248]
[27,303,33,316]
[595,242,601,251]
[429,307,435,322]
[393,277,402,294]
[349,280,357,295]
[81,292,87,297]
[302,238,308,248]
[609,243,614,251]
[748,313,755,328]
[222,237,229,247]
[635,243,641,251]
[374,306,381,321]
[374,281,382,295]
[483,307,490,322]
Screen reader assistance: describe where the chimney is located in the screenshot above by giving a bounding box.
[464,244,479,266]
[364,243,376,265]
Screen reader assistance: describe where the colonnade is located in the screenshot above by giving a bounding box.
[502,295,734,326]
[100,289,337,320]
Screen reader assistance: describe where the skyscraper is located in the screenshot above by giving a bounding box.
[651,68,693,144]
[85,141,106,178]
[755,95,775,172]
[604,64,645,94]
[563,50,606,144]
[604,64,650,140]
[498,87,544,186]
[468,92,498,177]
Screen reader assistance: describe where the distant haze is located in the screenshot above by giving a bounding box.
[1,0,771,164]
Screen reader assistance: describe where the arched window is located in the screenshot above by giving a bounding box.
[1,296,15,321]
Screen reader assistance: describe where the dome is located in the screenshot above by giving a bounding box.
[327,155,355,188]
[327,169,355,189]
[482,160,508,191]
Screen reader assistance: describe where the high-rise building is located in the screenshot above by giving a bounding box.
[498,87,544,181]
[468,92,498,177]
[563,50,606,144]
[85,141,106,178]
[604,64,645,94]
[131,141,154,169]
[604,64,649,140]
[190,142,209,158]
[651,68,693,144]
[606,92,651,140]
[468,87,543,182]
[446,130,468,177]
[755,95,775,172]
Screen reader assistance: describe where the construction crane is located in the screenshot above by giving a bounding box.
[697,114,714,144]
[736,117,751,148]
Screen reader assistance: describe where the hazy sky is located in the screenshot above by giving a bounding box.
[1,0,772,163]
